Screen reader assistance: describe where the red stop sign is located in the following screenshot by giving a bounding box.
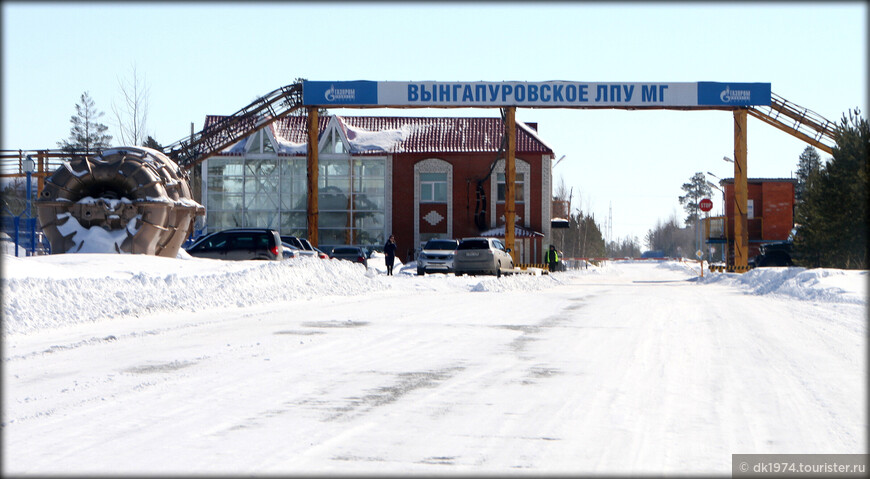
[699,198,714,212]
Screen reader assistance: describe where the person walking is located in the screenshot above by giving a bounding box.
[384,234,397,275]
[545,244,560,272]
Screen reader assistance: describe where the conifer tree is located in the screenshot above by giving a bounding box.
[58,91,112,155]
[794,108,868,269]
[795,145,822,204]
[143,136,163,150]
[678,172,713,225]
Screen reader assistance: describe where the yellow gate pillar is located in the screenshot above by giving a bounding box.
[505,107,517,264]
[733,109,749,271]
[307,107,319,246]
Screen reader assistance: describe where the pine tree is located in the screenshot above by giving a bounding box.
[58,91,113,155]
[678,172,713,225]
[143,136,163,150]
[794,108,868,269]
[795,145,822,204]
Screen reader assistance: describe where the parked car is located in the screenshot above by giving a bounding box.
[186,228,282,260]
[281,235,317,258]
[751,227,800,267]
[752,239,794,267]
[282,242,302,260]
[330,245,369,267]
[453,237,514,277]
[417,238,459,275]
[281,235,330,259]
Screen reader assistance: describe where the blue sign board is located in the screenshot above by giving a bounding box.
[302,81,771,108]
[302,81,379,106]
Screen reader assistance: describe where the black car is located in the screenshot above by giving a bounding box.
[753,240,794,267]
[186,228,282,260]
[330,245,369,267]
[752,227,799,267]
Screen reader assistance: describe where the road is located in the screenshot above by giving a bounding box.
[2,262,865,475]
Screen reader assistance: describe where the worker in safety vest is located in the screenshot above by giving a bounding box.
[545,244,560,272]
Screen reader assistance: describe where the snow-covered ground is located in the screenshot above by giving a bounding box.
[1,253,866,475]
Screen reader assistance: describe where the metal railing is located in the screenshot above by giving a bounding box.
[748,92,837,154]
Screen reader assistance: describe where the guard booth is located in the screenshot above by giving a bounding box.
[705,178,796,268]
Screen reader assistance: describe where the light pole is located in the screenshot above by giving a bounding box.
[706,171,726,263]
[23,155,35,256]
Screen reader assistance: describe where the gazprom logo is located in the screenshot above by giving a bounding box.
[719,85,752,103]
[325,84,356,102]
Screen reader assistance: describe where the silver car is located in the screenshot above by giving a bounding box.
[453,237,514,277]
[417,238,459,275]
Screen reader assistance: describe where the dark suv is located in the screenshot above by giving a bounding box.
[186,228,282,260]
[751,227,799,267]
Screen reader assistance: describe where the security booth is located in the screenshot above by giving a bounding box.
[705,178,796,267]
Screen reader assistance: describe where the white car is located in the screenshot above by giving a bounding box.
[417,238,459,275]
[453,237,514,277]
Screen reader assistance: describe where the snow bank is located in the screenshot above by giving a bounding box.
[702,266,867,305]
[1,253,560,336]
[3,254,864,337]
[1,255,392,335]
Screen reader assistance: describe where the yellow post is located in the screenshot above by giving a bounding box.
[307,107,319,247]
[505,107,517,264]
[733,109,749,272]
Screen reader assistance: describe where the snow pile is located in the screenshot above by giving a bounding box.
[702,266,867,304]
[1,252,560,336]
[3,253,864,337]
[1,255,391,335]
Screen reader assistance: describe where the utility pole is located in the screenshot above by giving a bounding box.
[504,107,516,263]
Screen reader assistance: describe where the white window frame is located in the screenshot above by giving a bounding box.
[490,158,531,228]
[414,158,453,248]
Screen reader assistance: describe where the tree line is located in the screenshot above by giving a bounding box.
[793,109,868,269]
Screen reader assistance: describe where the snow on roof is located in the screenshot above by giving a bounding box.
[205,115,554,156]
[719,178,797,184]
[479,224,544,238]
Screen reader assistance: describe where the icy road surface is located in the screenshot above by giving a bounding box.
[2,257,866,475]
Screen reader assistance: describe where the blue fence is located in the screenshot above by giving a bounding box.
[1,212,49,256]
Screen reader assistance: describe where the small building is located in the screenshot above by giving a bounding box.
[199,114,556,263]
[706,178,796,263]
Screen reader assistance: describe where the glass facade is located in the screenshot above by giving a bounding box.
[204,126,387,251]
[318,157,385,248]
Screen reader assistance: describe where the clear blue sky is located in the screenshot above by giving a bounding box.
[2,1,866,244]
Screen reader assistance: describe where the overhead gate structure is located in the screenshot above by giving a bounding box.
[3,80,839,269]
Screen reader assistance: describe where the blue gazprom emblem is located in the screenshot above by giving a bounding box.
[698,82,770,106]
[303,81,378,105]
[719,85,751,103]
[324,84,356,102]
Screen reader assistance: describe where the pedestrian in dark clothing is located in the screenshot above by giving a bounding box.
[545,244,560,272]
[384,234,397,275]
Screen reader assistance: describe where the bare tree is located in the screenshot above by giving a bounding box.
[112,64,150,146]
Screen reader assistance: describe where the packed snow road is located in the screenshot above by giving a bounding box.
[1,256,866,475]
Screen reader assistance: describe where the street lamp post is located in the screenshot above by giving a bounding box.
[706,172,727,263]
[23,155,36,256]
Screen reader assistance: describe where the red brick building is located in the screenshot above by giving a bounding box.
[200,115,556,263]
[707,178,796,262]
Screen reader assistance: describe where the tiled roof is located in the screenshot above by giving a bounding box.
[205,115,554,156]
[719,178,797,184]
[479,224,544,238]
